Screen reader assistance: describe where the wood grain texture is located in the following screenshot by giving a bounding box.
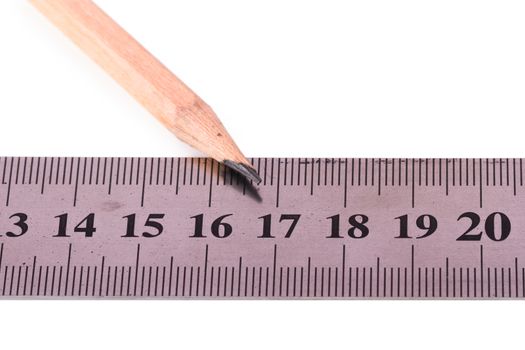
[29,0,252,168]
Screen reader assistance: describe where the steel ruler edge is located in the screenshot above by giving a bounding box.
[0,157,524,299]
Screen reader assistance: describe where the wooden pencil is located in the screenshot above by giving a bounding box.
[29,0,261,184]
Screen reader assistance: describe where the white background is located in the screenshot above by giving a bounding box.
[1,0,525,349]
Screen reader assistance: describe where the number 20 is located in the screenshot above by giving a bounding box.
[457,212,511,241]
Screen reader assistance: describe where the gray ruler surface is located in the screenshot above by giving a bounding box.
[0,157,524,298]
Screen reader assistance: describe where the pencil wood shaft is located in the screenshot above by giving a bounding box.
[29,0,260,183]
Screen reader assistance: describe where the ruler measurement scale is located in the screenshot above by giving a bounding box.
[0,243,521,298]
[0,157,524,299]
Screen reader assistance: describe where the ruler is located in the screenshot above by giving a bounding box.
[0,157,524,299]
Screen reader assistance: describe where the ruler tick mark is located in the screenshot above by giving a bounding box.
[446,258,449,298]
[276,160,281,208]
[310,158,314,195]
[9,265,15,296]
[202,246,208,296]
[23,265,29,296]
[78,266,83,297]
[121,266,126,297]
[411,159,415,208]
[5,158,13,206]
[479,159,483,208]
[515,258,519,297]
[371,158,375,187]
[169,257,174,296]
[95,158,100,185]
[176,159,180,195]
[244,266,248,297]
[307,257,311,297]
[465,268,468,298]
[85,266,90,297]
[348,267,352,298]
[230,266,235,297]
[141,159,147,207]
[314,267,318,297]
[331,158,335,186]
[108,158,115,194]
[262,267,270,296]
[411,245,415,297]
[337,159,341,187]
[148,266,152,297]
[513,159,517,196]
[294,267,297,297]
[30,256,36,297]
[378,158,382,195]
[149,158,154,186]
[321,267,324,297]
[344,159,348,208]
[37,266,43,297]
[134,245,140,297]
[237,257,242,297]
[113,266,118,297]
[398,267,401,297]
[355,266,359,297]
[418,267,421,298]
[287,158,291,186]
[341,245,346,297]
[73,158,80,206]
[192,266,201,297]
[272,245,277,296]
[480,245,484,298]
[184,266,193,297]
[419,158,422,187]
[208,161,214,207]
[473,267,478,298]
[390,267,392,298]
[2,266,7,296]
[452,267,456,298]
[92,266,97,297]
[82,158,88,186]
[99,256,105,297]
[376,258,380,297]
[299,158,310,186]
[51,266,56,297]
[216,266,221,297]
[209,267,213,297]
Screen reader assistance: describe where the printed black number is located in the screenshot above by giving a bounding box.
[457,212,511,241]
[456,212,481,241]
[122,214,165,238]
[191,214,205,238]
[54,213,96,237]
[485,212,511,241]
[5,213,29,237]
[395,214,437,239]
[258,214,301,238]
[327,214,369,239]
[190,214,233,238]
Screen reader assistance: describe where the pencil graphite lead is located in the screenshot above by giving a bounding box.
[223,160,262,185]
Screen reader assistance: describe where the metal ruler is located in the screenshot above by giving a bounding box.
[0,157,524,299]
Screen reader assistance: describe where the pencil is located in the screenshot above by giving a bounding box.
[29,0,261,184]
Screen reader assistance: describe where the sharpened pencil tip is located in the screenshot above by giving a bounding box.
[223,160,262,185]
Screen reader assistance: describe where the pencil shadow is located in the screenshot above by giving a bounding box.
[240,179,263,203]
[222,172,262,203]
